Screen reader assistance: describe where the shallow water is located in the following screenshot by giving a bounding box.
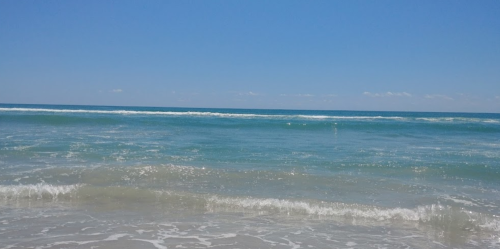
[1,104,499,248]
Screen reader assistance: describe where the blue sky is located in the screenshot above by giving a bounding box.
[1,0,499,112]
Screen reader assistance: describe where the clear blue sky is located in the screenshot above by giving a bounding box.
[1,0,499,112]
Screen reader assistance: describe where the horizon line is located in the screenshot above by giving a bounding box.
[1,102,499,115]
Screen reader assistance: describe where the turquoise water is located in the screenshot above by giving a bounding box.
[1,104,499,248]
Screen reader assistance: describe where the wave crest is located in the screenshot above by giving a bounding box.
[0,183,82,200]
[207,196,500,232]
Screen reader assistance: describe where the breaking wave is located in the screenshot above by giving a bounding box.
[1,183,498,233]
[2,107,498,124]
[206,196,500,232]
[0,107,405,120]
[0,183,82,200]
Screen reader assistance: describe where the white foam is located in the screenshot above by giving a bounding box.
[0,107,408,121]
[0,183,81,200]
[103,233,129,241]
[416,117,500,124]
[11,145,35,151]
[440,195,478,206]
[133,239,167,249]
[484,119,500,123]
[2,107,499,125]
[206,196,500,232]
[417,117,454,122]
[46,233,129,247]
[207,196,421,220]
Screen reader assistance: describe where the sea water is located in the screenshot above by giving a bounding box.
[0,104,499,248]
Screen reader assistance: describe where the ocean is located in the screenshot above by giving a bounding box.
[0,104,499,248]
